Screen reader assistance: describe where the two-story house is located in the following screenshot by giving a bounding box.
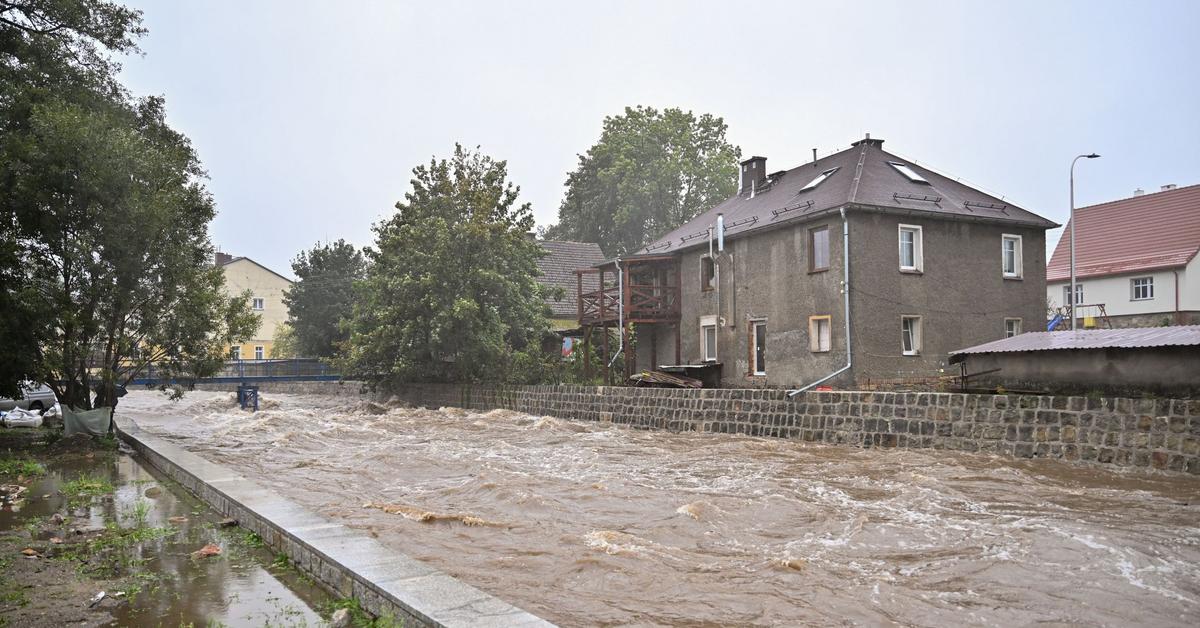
[577,136,1057,389]
[216,252,293,360]
[1046,184,1199,328]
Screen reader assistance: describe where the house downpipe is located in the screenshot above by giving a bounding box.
[608,257,624,368]
[788,207,852,398]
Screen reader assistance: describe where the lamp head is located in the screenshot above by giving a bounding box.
[1086,153,1100,159]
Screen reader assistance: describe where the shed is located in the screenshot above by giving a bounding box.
[949,326,1200,397]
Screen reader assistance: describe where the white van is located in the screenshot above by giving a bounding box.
[0,382,58,413]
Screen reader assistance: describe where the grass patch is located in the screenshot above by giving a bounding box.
[0,457,46,479]
[60,472,114,502]
[327,597,404,627]
[125,499,151,529]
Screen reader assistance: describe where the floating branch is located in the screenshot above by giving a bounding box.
[771,199,814,218]
[893,192,942,204]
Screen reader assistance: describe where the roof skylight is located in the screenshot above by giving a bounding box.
[800,167,840,192]
[889,162,929,184]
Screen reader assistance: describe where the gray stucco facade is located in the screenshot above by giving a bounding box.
[634,208,1047,388]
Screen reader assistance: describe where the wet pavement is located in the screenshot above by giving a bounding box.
[122,390,1200,627]
[0,438,331,626]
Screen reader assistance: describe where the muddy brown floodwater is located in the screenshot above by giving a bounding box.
[119,390,1200,627]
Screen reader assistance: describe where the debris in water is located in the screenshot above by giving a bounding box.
[168,516,188,524]
[190,543,222,559]
[20,548,37,557]
[50,537,63,544]
[218,517,238,527]
[363,502,501,527]
[330,607,352,628]
[778,558,807,571]
[88,591,106,608]
[143,486,162,498]
[50,513,64,525]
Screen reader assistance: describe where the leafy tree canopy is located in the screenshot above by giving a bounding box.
[343,144,551,385]
[0,0,257,406]
[546,106,741,257]
[283,239,365,359]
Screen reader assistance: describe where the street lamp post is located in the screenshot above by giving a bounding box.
[1069,153,1100,330]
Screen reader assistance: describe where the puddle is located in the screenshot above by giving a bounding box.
[0,444,333,626]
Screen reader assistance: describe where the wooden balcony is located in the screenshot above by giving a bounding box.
[575,256,680,326]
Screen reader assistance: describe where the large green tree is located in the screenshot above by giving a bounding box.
[547,106,741,256]
[343,145,552,385]
[0,0,258,407]
[283,239,365,359]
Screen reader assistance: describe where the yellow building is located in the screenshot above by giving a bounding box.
[216,252,293,360]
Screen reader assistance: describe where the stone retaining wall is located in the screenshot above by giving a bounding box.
[385,384,1200,475]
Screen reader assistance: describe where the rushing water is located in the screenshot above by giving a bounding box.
[119,390,1200,627]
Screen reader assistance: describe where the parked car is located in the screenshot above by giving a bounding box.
[0,382,58,413]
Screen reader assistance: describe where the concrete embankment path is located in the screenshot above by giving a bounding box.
[114,413,554,628]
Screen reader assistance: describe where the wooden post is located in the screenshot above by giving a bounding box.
[650,325,658,371]
[624,322,634,381]
[576,271,583,325]
[583,325,593,380]
[601,323,610,386]
[599,268,606,322]
[622,263,633,382]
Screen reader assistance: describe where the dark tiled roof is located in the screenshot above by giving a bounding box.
[1046,184,1200,282]
[633,138,1057,257]
[950,325,1200,358]
[537,241,606,318]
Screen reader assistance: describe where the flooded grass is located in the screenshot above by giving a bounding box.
[0,432,337,626]
[0,458,45,478]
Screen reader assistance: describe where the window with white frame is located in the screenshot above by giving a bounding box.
[700,316,717,362]
[809,315,831,352]
[1131,277,1154,301]
[1063,283,1084,306]
[809,226,830,271]
[230,345,241,360]
[800,167,840,192]
[901,316,922,356]
[252,297,265,310]
[1001,235,1022,278]
[898,224,923,271]
[888,161,929,184]
[254,345,265,360]
[1005,318,1022,338]
[751,320,767,375]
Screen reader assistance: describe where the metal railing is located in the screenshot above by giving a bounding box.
[132,358,340,386]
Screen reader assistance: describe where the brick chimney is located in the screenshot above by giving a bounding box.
[851,132,885,148]
[214,251,233,266]
[740,156,767,195]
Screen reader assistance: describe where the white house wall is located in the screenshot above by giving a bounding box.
[1047,261,1196,319]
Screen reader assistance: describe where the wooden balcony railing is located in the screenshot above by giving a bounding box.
[579,283,680,325]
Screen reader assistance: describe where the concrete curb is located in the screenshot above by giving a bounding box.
[114,414,555,628]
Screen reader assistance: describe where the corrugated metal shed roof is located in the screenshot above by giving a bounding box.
[1046,184,1200,282]
[950,325,1200,358]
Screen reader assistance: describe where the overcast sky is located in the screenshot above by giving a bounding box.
[119,0,1200,277]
